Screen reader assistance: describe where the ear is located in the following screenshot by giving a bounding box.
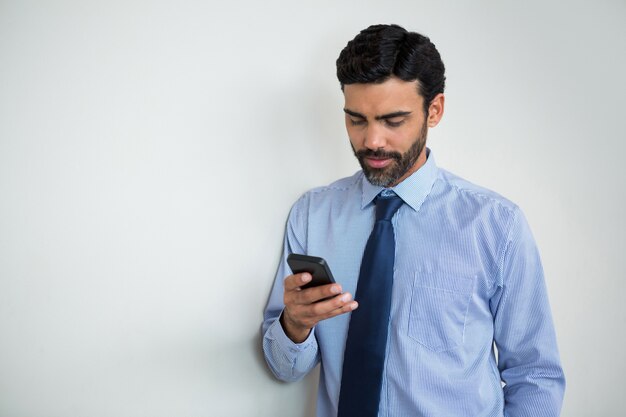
[426,93,445,128]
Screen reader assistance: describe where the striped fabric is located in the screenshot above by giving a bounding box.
[262,150,565,417]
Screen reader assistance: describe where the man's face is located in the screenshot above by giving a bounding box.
[343,77,429,187]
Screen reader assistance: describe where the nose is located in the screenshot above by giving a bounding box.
[363,123,386,150]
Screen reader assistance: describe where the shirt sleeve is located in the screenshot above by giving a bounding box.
[261,196,320,382]
[491,207,566,417]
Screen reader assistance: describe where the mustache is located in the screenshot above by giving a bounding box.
[355,149,402,161]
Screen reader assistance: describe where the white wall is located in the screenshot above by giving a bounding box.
[1,1,624,416]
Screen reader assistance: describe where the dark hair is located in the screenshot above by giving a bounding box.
[336,24,446,113]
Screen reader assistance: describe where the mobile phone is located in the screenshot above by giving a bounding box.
[287,254,336,290]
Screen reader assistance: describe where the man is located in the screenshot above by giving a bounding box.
[262,24,565,417]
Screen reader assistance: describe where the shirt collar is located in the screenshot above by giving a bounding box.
[361,148,439,212]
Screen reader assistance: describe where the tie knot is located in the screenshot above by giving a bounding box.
[375,192,403,222]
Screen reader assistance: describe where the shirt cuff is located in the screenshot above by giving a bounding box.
[267,310,317,353]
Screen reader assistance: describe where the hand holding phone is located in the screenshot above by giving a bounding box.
[287,254,336,290]
[282,253,355,343]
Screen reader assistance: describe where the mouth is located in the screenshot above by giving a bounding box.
[365,157,393,169]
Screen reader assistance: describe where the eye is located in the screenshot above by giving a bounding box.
[349,118,366,126]
[384,118,404,128]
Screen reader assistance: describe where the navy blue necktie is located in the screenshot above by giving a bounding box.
[337,192,404,417]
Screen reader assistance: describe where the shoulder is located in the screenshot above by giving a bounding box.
[293,171,362,207]
[286,171,363,226]
[306,171,362,196]
[436,168,519,214]
[430,168,522,238]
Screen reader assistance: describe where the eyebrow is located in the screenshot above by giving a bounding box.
[343,108,412,120]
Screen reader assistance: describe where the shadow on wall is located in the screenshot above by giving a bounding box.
[253,332,320,417]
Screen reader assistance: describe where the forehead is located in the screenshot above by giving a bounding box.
[343,77,424,114]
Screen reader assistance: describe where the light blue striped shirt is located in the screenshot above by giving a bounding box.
[262,151,565,417]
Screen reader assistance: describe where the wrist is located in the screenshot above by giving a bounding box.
[280,309,311,343]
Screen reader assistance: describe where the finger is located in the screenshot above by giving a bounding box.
[311,294,359,321]
[307,292,355,317]
[284,273,312,291]
[293,282,343,305]
[285,292,347,325]
[285,294,358,330]
[325,300,359,319]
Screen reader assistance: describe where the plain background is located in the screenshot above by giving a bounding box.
[1,0,625,416]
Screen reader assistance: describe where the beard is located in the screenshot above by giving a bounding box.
[352,122,428,187]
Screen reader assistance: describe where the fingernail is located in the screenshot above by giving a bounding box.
[301,273,312,283]
[341,293,351,302]
[330,285,341,294]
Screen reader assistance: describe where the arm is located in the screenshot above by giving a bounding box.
[263,289,321,382]
[262,197,356,382]
[491,208,566,417]
[262,200,320,382]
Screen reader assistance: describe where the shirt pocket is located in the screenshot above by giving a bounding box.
[408,271,475,352]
